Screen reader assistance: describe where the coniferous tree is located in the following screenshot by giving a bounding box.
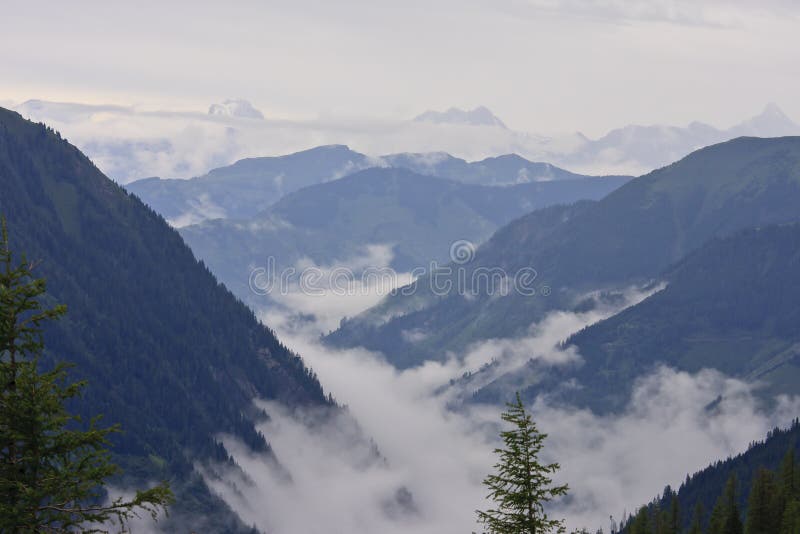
[630,507,651,534]
[0,221,173,532]
[476,392,569,534]
[782,448,798,501]
[782,447,800,534]
[782,499,800,534]
[688,502,705,534]
[745,467,781,534]
[709,475,743,534]
[664,494,679,534]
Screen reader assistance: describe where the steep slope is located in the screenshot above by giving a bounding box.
[126,144,370,225]
[328,136,800,368]
[178,168,628,308]
[0,107,330,529]
[474,223,800,410]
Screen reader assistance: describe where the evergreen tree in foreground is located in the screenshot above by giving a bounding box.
[0,220,173,532]
[476,392,569,534]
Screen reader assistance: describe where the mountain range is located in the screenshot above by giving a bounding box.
[327,136,800,386]
[126,145,624,227]
[14,99,800,183]
[177,167,628,310]
[550,102,800,174]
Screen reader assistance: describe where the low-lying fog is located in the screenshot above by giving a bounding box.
[196,249,800,533]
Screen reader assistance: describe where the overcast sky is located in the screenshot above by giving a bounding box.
[2,0,799,136]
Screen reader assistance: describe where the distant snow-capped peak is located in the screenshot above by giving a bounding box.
[208,99,265,120]
[413,106,507,128]
[730,102,799,137]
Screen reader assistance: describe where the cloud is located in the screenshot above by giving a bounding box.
[539,366,800,527]
[197,282,799,533]
[167,193,227,228]
[4,0,800,145]
[202,402,418,534]
[14,100,553,183]
[13,101,248,183]
[514,0,800,27]
[11,98,800,185]
[260,244,416,336]
[452,285,665,396]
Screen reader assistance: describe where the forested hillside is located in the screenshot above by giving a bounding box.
[620,420,800,533]
[0,107,331,530]
[472,223,800,411]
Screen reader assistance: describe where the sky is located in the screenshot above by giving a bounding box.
[2,0,799,137]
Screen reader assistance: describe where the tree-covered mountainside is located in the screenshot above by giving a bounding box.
[178,167,628,307]
[126,145,628,227]
[619,420,800,533]
[473,223,800,411]
[327,136,800,369]
[0,107,330,530]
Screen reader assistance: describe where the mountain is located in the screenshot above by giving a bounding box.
[413,106,508,128]
[208,98,265,120]
[126,144,370,225]
[554,104,800,174]
[327,136,800,369]
[127,146,624,226]
[473,223,800,411]
[177,167,629,309]
[0,107,331,530]
[17,99,800,183]
[730,102,800,137]
[381,152,594,185]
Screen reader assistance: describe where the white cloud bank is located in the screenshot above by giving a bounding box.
[13,98,800,188]
[197,286,800,533]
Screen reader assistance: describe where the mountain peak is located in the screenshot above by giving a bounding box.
[761,101,786,117]
[730,102,799,137]
[208,98,265,120]
[413,106,507,128]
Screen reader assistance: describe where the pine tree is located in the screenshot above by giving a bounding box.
[710,498,725,534]
[709,475,743,534]
[630,507,651,534]
[0,220,173,532]
[781,448,798,500]
[782,499,800,534]
[745,467,781,534]
[688,502,705,534]
[665,494,679,534]
[476,392,569,534]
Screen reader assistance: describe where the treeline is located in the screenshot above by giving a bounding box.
[620,421,800,534]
